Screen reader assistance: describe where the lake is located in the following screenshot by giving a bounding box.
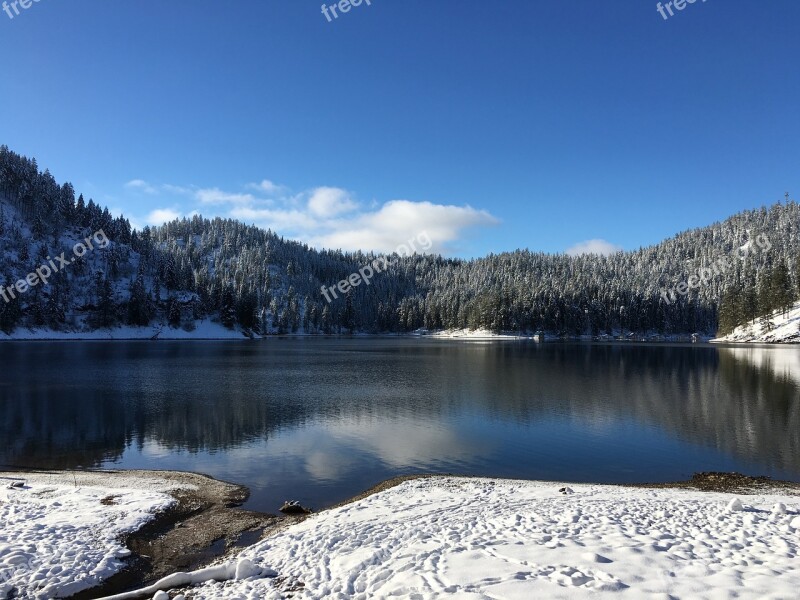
[1,339,798,512]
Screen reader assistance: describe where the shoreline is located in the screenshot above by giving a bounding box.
[170,473,800,599]
[3,468,800,598]
[0,469,292,599]
[4,326,796,344]
[0,332,754,343]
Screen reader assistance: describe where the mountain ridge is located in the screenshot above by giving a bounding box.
[1,146,798,339]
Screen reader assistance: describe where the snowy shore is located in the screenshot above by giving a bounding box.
[1,325,713,343]
[712,302,800,344]
[169,477,800,600]
[124,477,800,600]
[4,473,800,599]
[0,321,249,341]
[0,471,185,599]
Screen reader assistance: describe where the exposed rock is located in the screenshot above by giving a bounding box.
[280,500,312,515]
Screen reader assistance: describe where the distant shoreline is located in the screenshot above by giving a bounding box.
[0,327,718,343]
[3,324,798,343]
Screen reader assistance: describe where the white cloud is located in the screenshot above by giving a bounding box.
[146,208,181,225]
[125,179,158,195]
[123,177,498,253]
[310,200,498,254]
[230,206,318,231]
[307,187,358,218]
[565,239,623,256]
[161,183,194,196]
[195,187,257,206]
[247,179,284,195]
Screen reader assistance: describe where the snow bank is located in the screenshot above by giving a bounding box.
[427,328,536,340]
[0,320,249,341]
[97,558,276,600]
[713,301,800,343]
[0,472,184,599]
[181,477,800,600]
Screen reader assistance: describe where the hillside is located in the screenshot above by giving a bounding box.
[713,301,800,343]
[2,146,799,340]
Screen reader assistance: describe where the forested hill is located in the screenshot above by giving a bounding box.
[1,146,798,338]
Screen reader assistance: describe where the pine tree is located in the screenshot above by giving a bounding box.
[742,286,758,325]
[127,270,151,326]
[718,283,744,335]
[167,295,182,328]
[220,284,236,329]
[343,291,355,334]
[95,275,115,328]
[770,262,793,315]
[757,271,774,318]
[321,304,332,334]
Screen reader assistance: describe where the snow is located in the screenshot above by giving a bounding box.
[427,328,536,340]
[0,320,249,341]
[168,477,800,600]
[713,301,800,343]
[426,329,712,343]
[97,559,277,600]
[0,471,190,599]
[5,473,799,599]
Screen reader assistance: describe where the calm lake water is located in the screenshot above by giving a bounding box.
[1,339,799,512]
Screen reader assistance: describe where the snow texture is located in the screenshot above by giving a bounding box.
[0,472,183,599]
[713,301,800,343]
[180,477,800,600]
[0,320,248,341]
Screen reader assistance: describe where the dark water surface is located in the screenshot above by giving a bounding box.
[1,339,799,512]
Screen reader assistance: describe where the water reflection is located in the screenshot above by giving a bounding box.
[0,340,798,510]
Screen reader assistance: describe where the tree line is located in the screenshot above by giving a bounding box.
[1,146,798,337]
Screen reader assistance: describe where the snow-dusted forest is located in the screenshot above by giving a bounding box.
[1,146,798,337]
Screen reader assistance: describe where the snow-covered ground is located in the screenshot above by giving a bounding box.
[713,301,800,343]
[425,329,712,343]
[5,473,800,599]
[0,320,248,341]
[426,328,536,340]
[172,477,800,600]
[0,471,188,599]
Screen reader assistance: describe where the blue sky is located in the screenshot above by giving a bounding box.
[1,0,798,257]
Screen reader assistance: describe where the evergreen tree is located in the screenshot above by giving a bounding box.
[321,304,332,335]
[127,270,151,326]
[220,284,236,329]
[770,262,793,315]
[742,286,758,325]
[757,271,774,318]
[718,284,746,335]
[95,275,115,328]
[343,291,355,334]
[0,273,21,333]
[167,295,182,328]
[4,146,800,339]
